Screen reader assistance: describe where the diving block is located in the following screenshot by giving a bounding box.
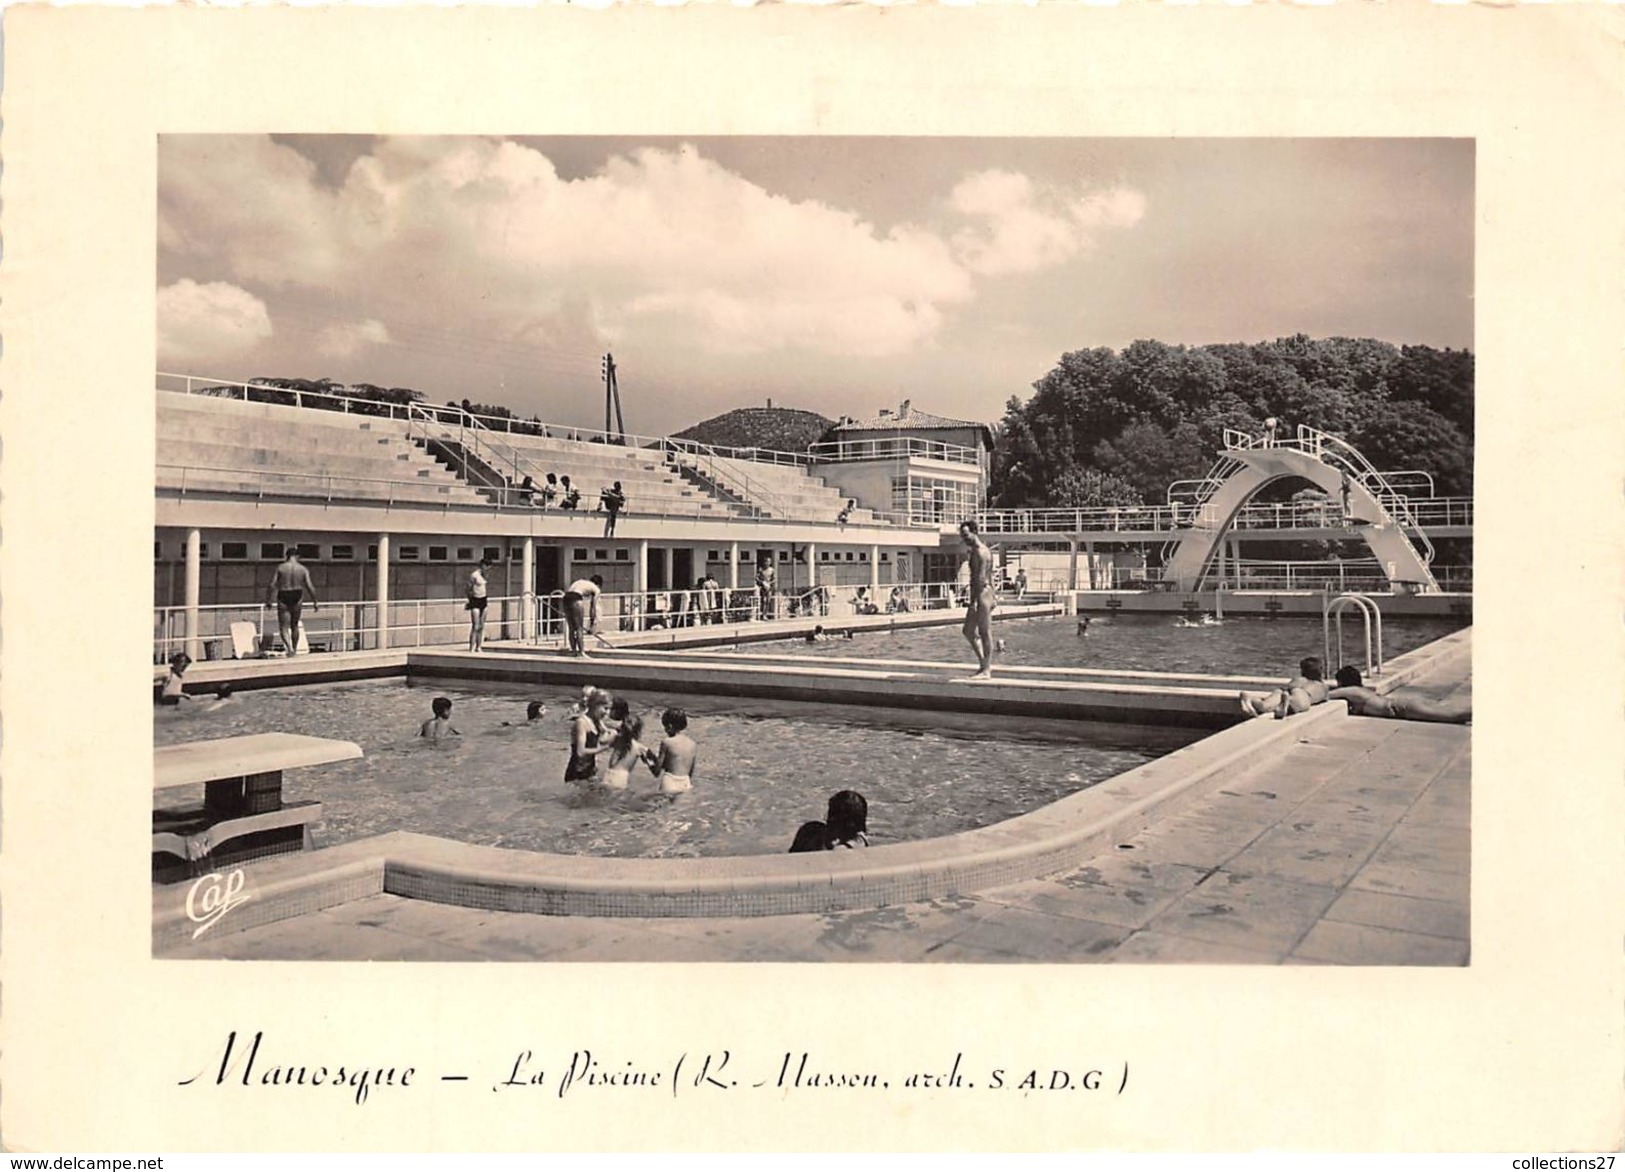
[153,733,362,883]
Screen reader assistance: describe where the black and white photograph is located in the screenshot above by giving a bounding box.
[3,4,1621,1156]
[149,134,1475,965]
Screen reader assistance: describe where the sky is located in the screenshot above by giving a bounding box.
[157,135,1473,436]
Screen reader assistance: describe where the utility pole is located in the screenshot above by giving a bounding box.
[601,352,625,443]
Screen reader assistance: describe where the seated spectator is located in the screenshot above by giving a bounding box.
[517,475,538,506]
[887,586,911,614]
[559,475,582,510]
[541,472,560,507]
[836,499,856,525]
[789,790,869,853]
[853,587,880,616]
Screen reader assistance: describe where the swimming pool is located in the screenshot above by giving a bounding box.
[153,680,1199,859]
[782,613,1468,676]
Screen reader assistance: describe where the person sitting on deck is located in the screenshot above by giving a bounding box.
[1327,666,1472,725]
[541,472,560,507]
[836,499,856,525]
[789,790,869,853]
[559,476,582,510]
[853,587,880,616]
[517,475,539,506]
[1239,657,1331,719]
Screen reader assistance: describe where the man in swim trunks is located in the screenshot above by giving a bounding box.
[1240,656,1331,719]
[266,550,319,656]
[466,557,491,653]
[649,708,697,796]
[1328,666,1472,724]
[958,519,995,679]
[562,574,604,657]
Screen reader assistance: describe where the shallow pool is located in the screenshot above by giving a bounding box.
[784,613,1467,677]
[154,680,1200,860]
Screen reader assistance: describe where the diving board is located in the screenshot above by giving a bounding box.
[153,733,361,883]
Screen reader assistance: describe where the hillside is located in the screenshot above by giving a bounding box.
[674,406,834,453]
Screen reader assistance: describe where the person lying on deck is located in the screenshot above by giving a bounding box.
[1239,657,1330,719]
[1327,666,1472,725]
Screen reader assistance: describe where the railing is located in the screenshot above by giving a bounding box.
[160,373,818,470]
[807,436,980,466]
[1099,561,1472,594]
[154,594,534,663]
[158,463,472,508]
[1294,424,1438,573]
[975,499,1472,535]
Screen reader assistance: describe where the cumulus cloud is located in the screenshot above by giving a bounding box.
[316,318,391,359]
[157,279,273,367]
[157,139,1143,363]
[160,137,974,359]
[949,169,1145,277]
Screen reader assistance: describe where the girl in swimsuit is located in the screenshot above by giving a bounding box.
[601,715,647,792]
[565,695,612,784]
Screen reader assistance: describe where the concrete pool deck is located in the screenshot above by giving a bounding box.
[156,630,1470,964]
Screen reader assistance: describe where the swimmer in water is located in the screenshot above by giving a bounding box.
[501,700,548,727]
[199,683,238,712]
[805,625,829,643]
[1077,616,1092,637]
[789,790,870,853]
[565,693,613,784]
[648,708,698,797]
[600,714,647,792]
[156,652,192,706]
[1327,666,1472,724]
[419,696,461,741]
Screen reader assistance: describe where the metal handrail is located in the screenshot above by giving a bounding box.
[806,436,980,465]
[1295,423,1438,574]
[1325,592,1384,678]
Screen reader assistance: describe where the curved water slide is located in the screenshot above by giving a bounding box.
[1162,425,1439,593]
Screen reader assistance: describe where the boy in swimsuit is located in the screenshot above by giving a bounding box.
[419,696,461,741]
[1327,666,1472,725]
[648,708,697,796]
[266,550,319,656]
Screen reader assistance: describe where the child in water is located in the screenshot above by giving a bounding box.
[419,696,461,741]
[565,693,613,784]
[501,700,548,727]
[789,790,870,853]
[647,708,698,796]
[157,652,192,706]
[601,714,647,792]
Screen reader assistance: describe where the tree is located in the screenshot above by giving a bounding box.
[1050,468,1142,508]
[1354,401,1472,495]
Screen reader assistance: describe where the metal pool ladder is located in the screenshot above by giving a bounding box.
[1325,592,1384,678]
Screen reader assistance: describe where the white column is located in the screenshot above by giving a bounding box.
[375,533,391,650]
[806,542,818,589]
[729,541,740,589]
[869,544,880,593]
[184,528,202,662]
[1067,537,1080,591]
[521,537,536,641]
[1084,541,1095,589]
[636,539,649,595]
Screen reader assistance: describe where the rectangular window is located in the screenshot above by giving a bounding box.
[778,551,788,563]
[429,546,449,562]
[331,545,355,561]
[484,547,502,563]
[707,550,719,562]
[259,542,284,560]
[614,549,630,561]
[594,549,609,561]
[398,546,421,561]
[296,543,320,560]
[860,552,868,562]
[222,542,248,560]
[819,551,829,562]
[367,545,378,561]
[455,547,474,561]
[574,548,589,561]
[846,552,854,561]
[881,553,889,562]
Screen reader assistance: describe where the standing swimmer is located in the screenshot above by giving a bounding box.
[647,709,698,797]
[466,557,491,653]
[958,519,996,679]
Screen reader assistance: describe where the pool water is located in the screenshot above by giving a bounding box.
[154,681,1199,860]
[785,613,1468,677]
